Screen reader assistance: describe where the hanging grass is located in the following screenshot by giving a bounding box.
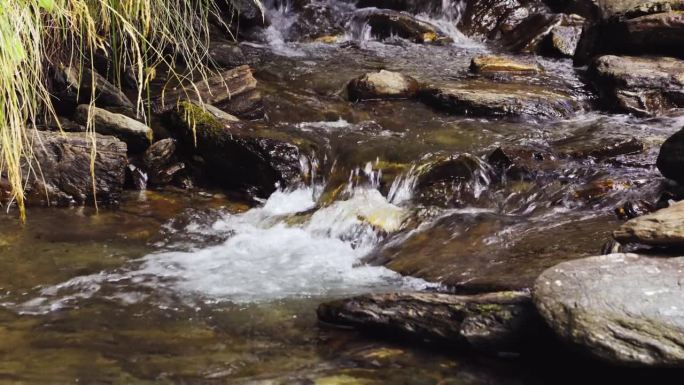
[0,0,261,220]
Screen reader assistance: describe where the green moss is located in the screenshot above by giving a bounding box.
[177,100,224,135]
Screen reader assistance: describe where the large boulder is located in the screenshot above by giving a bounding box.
[318,291,542,354]
[9,130,128,206]
[153,65,263,119]
[74,105,153,152]
[657,126,684,184]
[419,81,578,119]
[534,253,684,367]
[347,70,420,101]
[589,55,684,116]
[613,201,684,246]
[165,101,303,196]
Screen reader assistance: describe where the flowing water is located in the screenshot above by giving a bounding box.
[1,1,683,384]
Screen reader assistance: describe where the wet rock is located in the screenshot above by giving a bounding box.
[534,253,684,367]
[573,179,630,204]
[503,13,584,55]
[16,130,127,206]
[36,116,85,132]
[347,70,420,101]
[575,3,684,63]
[542,21,584,57]
[366,214,614,293]
[488,146,556,180]
[143,139,185,186]
[208,40,249,69]
[657,127,684,184]
[613,200,684,246]
[459,0,549,40]
[413,154,493,207]
[166,101,302,196]
[351,9,445,43]
[589,55,684,116]
[153,65,263,119]
[289,0,349,41]
[469,55,542,74]
[419,81,578,119]
[51,65,134,114]
[614,199,655,220]
[557,136,644,160]
[74,105,153,152]
[318,291,541,354]
[219,0,267,29]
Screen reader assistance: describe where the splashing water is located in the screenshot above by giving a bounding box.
[15,185,433,312]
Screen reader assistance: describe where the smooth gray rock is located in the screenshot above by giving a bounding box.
[74,105,153,152]
[534,253,684,367]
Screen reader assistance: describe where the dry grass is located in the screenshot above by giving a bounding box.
[0,0,260,219]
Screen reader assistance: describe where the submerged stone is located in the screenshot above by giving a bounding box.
[534,253,684,367]
[318,291,541,354]
[419,81,578,119]
[347,70,420,101]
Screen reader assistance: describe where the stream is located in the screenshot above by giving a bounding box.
[0,0,683,383]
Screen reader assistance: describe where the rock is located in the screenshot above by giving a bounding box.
[575,3,684,63]
[14,130,127,206]
[153,65,263,119]
[534,253,684,367]
[503,13,584,55]
[318,291,541,353]
[556,136,644,159]
[36,116,85,132]
[143,139,185,186]
[419,81,578,119]
[657,127,684,184]
[51,65,134,114]
[208,40,249,69]
[365,213,613,292]
[347,70,420,101]
[74,105,153,152]
[542,22,584,57]
[413,154,494,207]
[219,0,267,29]
[613,201,684,246]
[459,0,549,40]
[165,101,302,196]
[469,55,542,74]
[589,55,684,116]
[487,146,556,180]
[289,0,349,41]
[350,9,446,43]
